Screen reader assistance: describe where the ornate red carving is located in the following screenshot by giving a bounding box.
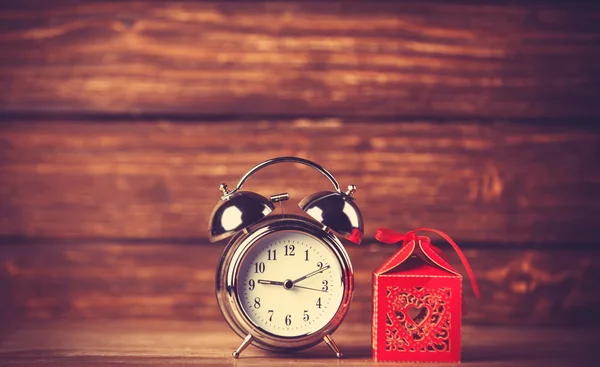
[372,228,479,362]
[385,286,451,353]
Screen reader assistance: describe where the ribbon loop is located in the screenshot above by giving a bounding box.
[376,227,412,244]
[375,227,481,299]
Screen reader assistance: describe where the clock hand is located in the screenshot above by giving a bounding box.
[292,265,331,284]
[257,279,285,286]
[293,284,327,292]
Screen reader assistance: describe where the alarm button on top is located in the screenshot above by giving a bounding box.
[270,193,290,203]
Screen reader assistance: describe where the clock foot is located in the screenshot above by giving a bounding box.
[323,334,343,359]
[232,334,253,359]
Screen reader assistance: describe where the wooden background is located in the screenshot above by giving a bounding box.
[1,0,600,327]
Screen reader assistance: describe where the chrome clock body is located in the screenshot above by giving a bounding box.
[215,215,353,354]
[208,157,363,358]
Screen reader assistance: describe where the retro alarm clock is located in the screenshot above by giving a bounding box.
[209,157,364,359]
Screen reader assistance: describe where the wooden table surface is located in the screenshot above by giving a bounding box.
[0,320,597,366]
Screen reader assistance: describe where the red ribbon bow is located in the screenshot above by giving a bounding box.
[376,227,481,298]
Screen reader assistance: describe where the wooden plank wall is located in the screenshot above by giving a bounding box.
[1,1,599,326]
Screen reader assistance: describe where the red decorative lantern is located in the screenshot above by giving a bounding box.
[372,228,480,363]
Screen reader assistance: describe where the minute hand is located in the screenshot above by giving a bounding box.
[292,265,331,284]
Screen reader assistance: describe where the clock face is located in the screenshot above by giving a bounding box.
[236,230,345,337]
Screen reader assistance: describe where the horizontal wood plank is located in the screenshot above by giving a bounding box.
[2,320,599,366]
[1,242,599,326]
[0,320,598,366]
[1,120,599,244]
[1,1,599,117]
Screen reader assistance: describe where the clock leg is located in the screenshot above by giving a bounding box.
[323,334,343,358]
[232,334,253,359]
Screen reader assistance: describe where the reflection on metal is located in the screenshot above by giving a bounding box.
[269,192,290,203]
[232,334,253,358]
[299,191,363,244]
[323,334,343,358]
[232,157,341,194]
[220,206,243,231]
[208,191,274,242]
[208,157,364,244]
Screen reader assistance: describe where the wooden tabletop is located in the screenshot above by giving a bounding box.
[0,320,597,366]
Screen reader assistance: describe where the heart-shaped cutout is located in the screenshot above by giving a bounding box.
[407,305,429,326]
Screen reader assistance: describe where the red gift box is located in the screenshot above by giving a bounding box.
[372,228,480,363]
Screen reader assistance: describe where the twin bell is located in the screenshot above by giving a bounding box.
[207,157,364,245]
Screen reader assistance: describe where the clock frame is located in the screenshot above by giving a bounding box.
[215,215,353,357]
[208,157,363,358]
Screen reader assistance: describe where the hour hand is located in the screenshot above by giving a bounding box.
[257,279,285,286]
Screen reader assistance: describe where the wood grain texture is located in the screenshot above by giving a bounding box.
[1,242,599,326]
[1,1,599,117]
[0,320,598,366]
[1,320,598,366]
[1,120,599,244]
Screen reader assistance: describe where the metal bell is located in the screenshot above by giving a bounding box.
[208,188,275,243]
[299,185,364,244]
[208,157,364,244]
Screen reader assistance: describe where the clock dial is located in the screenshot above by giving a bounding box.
[237,230,345,337]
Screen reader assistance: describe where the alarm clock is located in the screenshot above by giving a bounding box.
[209,157,364,359]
